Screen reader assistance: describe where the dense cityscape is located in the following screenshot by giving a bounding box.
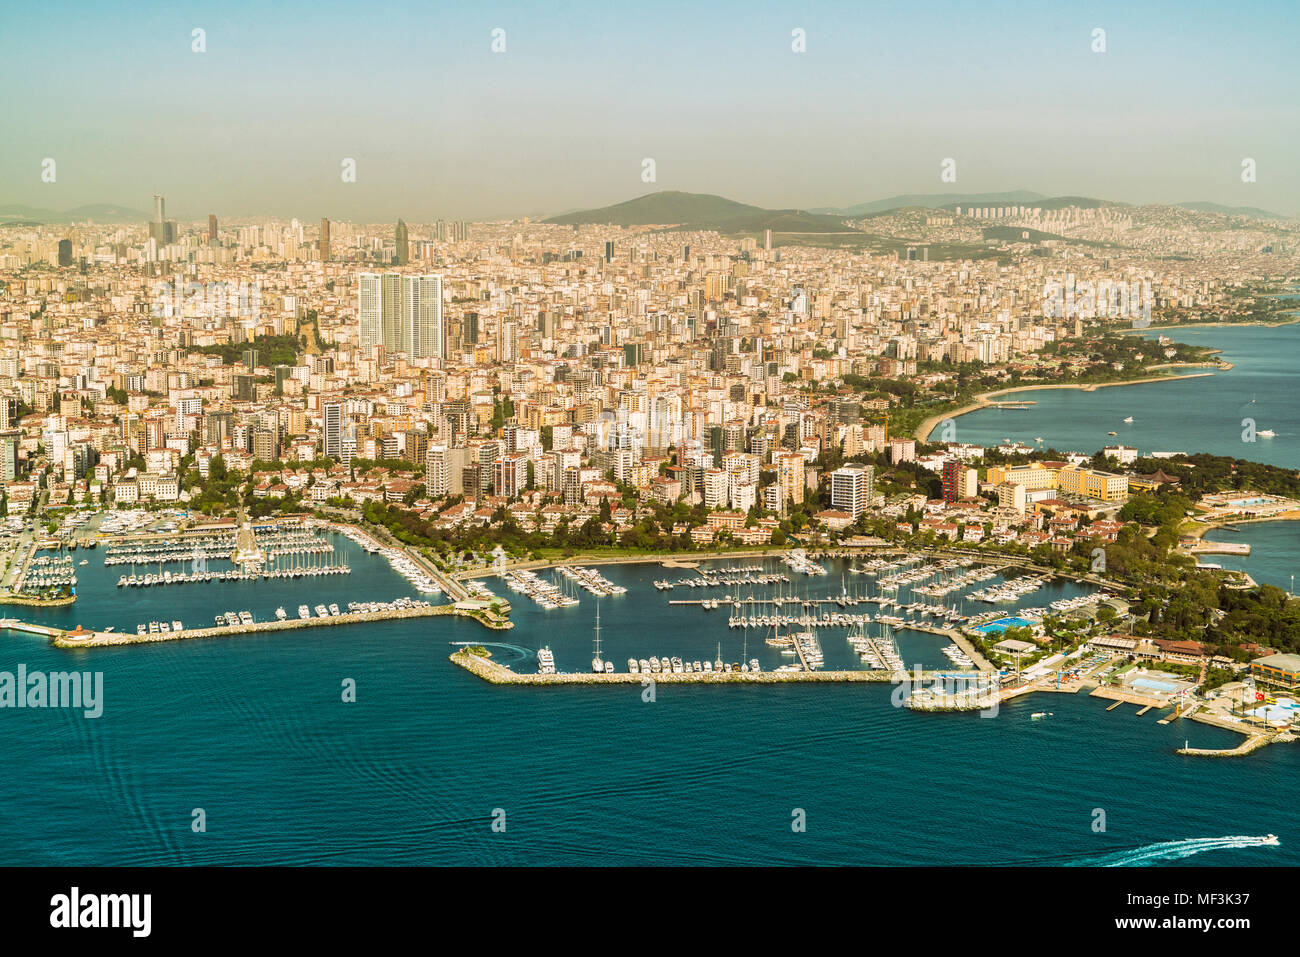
[4,0,1300,906]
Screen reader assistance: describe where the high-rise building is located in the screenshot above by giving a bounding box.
[148,194,176,245]
[775,452,805,508]
[424,444,449,497]
[604,241,614,263]
[358,273,443,358]
[830,463,874,517]
[323,402,342,459]
[0,430,19,482]
[208,214,218,242]
[405,274,444,359]
[320,218,331,261]
[57,239,73,267]
[941,460,961,504]
[358,273,382,352]
[395,219,409,265]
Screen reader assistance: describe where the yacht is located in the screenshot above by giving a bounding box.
[275,607,287,621]
[591,607,605,673]
[1106,431,1118,436]
[1258,429,1277,438]
[536,646,556,674]
[328,603,340,616]
[172,620,183,632]
[628,658,639,674]
[314,604,328,618]
[1122,416,1134,423]
[297,605,310,620]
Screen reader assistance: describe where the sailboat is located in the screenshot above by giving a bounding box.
[591,605,604,673]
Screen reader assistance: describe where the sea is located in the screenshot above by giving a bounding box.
[0,533,1293,866]
[936,323,1300,469]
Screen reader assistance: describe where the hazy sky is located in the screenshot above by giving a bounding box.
[3,0,1298,220]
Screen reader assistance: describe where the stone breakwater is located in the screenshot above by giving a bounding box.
[49,603,509,649]
[450,651,929,685]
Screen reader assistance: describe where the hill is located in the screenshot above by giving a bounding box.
[544,191,851,233]
[0,202,147,223]
[1177,202,1291,221]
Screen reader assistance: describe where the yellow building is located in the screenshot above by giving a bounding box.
[987,462,1128,503]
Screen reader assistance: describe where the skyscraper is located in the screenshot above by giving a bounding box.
[148,194,175,245]
[407,274,444,359]
[358,273,443,359]
[941,460,961,504]
[424,444,449,497]
[320,218,330,261]
[395,219,409,265]
[323,402,342,459]
[57,239,73,267]
[358,273,382,352]
[208,214,218,243]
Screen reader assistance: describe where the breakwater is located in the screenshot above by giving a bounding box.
[42,601,510,649]
[450,650,915,685]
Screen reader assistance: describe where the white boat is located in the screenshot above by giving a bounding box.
[1258,429,1276,438]
[1122,416,1133,423]
[275,607,287,620]
[591,607,604,673]
[298,605,310,620]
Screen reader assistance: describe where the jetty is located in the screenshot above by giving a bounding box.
[1,600,511,652]
[451,649,928,685]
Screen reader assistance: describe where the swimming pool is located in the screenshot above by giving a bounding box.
[976,616,1032,635]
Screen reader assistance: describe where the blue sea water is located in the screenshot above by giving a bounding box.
[935,324,1300,468]
[0,545,1293,866]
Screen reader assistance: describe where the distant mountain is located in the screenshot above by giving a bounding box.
[545,191,851,233]
[0,203,147,223]
[814,190,1048,217]
[1177,202,1291,221]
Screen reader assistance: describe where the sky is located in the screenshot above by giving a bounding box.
[2,0,1298,221]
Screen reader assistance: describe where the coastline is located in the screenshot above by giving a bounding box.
[917,369,1220,442]
[1132,314,1300,332]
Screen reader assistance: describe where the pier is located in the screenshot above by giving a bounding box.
[450,649,929,685]
[0,599,512,652]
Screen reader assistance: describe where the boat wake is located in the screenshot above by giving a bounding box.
[451,640,532,661]
[1070,834,1280,867]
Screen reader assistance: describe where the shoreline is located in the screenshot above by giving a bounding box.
[917,369,1220,442]
[1132,315,1300,332]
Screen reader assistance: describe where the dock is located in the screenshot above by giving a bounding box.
[2,600,511,651]
[450,650,932,685]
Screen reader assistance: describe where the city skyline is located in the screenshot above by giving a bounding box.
[3,0,1298,220]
